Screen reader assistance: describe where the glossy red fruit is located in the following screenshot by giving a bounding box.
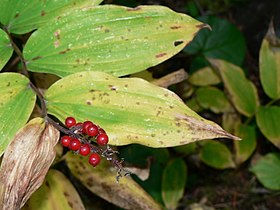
[88,153,101,167]
[65,117,76,128]
[98,128,106,134]
[96,133,109,146]
[60,135,72,147]
[75,122,83,132]
[86,124,99,136]
[69,138,81,151]
[79,144,91,156]
[82,121,94,133]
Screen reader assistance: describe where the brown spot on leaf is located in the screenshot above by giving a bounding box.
[174,41,184,47]
[45,181,50,188]
[156,53,167,58]
[31,56,42,61]
[170,25,182,30]
[151,134,156,137]
[158,141,164,145]
[59,48,71,54]
[14,13,20,18]
[64,192,69,197]
[68,201,73,208]
[54,40,60,48]
[86,177,94,187]
[109,85,117,91]
[54,30,61,39]
[6,82,10,87]
[89,89,95,92]
[41,10,45,16]
[136,102,140,105]
[105,29,110,33]
[86,100,92,105]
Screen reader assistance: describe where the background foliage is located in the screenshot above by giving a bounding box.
[0,0,280,210]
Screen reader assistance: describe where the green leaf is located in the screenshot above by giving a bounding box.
[259,25,280,99]
[0,0,103,34]
[199,140,235,169]
[45,71,239,148]
[256,106,280,149]
[23,5,206,77]
[234,124,256,165]
[196,86,231,113]
[0,29,13,70]
[173,143,197,155]
[22,169,85,210]
[185,98,203,113]
[65,152,163,210]
[188,66,221,86]
[0,73,36,156]
[162,158,187,210]
[184,16,246,66]
[210,59,259,117]
[250,153,280,190]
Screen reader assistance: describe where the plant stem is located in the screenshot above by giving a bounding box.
[3,27,29,77]
[3,27,48,117]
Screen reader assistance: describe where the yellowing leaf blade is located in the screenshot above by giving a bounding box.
[210,59,259,117]
[0,73,36,156]
[259,24,280,99]
[22,169,85,210]
[45,71,239,148]
[234,124,257,165]
[24,5,207,77]
[65,152,163,210]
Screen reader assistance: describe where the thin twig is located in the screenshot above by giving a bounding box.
[152,68,188,88]
[3,27,29,77]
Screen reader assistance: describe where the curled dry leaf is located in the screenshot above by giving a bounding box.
[0,117,60,210]
[65,153,163,210]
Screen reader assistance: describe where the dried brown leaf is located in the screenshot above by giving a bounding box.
[0,117,60,210]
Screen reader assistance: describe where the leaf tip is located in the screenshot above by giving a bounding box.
[196,23,211,31]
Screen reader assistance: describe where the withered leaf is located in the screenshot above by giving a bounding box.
[0,117,60,210]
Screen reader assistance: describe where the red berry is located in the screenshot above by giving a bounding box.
[88,153,101,167]
[75,122,83,132]
[98,128,106,134]
[65,117,76,128]
[69,138,81,151]
[86,124,99,137]
[82,121,94,133]
[60,135,72,147]
[79,144,91,156]
[96,133,109,146]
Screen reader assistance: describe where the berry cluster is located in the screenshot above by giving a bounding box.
[60,117,109,167]
[56,116,130,181]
